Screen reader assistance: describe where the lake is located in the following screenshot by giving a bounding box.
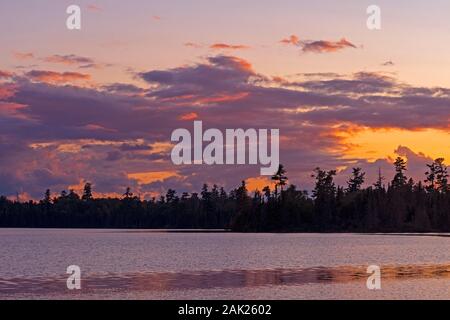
[0,229,449,299]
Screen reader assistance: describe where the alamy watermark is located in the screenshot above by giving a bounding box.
[66,5,81,30]
[66,4,381,31]
[366,265,381,290]
[367,5,381,30]
[66,265,81,290]
[171,121,280,176]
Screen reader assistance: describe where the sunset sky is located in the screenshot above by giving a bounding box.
[0,0,449,199]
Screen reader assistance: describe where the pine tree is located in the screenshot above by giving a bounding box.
[373,168,385,190]
[82,183,93,201]
[346,167,366,193]
[271,164,288,199]
[311,168,337,229]
[43,189,52,204]
[426,158,448,193]
[392,157,407,188]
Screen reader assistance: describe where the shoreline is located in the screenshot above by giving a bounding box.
[1,228,450,237]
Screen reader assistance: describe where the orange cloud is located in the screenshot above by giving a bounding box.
[194,92,249,105]
[68,179,87,194]
[179,112,199,121]
[162,92,249,106]
[128,171,181,185]
[230,57,252,72]
[26,70,91,84]
[145,141,173,155]
[210,43,250,50]
[208,55,253,72]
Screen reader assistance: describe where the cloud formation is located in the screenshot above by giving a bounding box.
[0,70,13,78]
[0,55,448,199]
[280,35,357,53]
[210,43,250,50]
[25,70,91,84]
[302,38,357,53]
[280,35,301,46]
[43,54,95,67]
[12,51,34,61]
[382,60,395,66]
[184,42,203,48]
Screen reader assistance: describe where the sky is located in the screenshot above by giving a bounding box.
[0,0,449,200]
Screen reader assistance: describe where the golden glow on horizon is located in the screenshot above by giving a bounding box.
[338,128,450,161]
[128,171,181,185]
[246,176,275,192]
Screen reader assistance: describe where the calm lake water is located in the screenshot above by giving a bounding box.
[0,229,449,300]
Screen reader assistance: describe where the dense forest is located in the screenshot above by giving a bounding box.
[0,157,449,232]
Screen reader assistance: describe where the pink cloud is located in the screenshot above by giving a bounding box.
[184,42,203,48]
[43,54,95,66]
[0,84,17,99]
[0,70,13,79]
[280,35,301,46]
[12,51,34,60]
[0,102,30,120]
[87,4,102,12]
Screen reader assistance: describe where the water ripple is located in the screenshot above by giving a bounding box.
[1,263,450,296]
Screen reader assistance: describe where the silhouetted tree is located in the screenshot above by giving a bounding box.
[373,168,385,191]
[68,190,80,201]
[43,189,52,204]
[425,158,448,193]
[312,168,336,229]
[82,183,93,201]
[346,167,366,193]
[123,187,133,199]
[392,157,408,188]
[271,164,288,199]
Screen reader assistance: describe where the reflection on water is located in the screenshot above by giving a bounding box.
[1,263,450,296]
[1,229,449,299]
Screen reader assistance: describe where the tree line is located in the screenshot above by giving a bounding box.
[0,157,449,232]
